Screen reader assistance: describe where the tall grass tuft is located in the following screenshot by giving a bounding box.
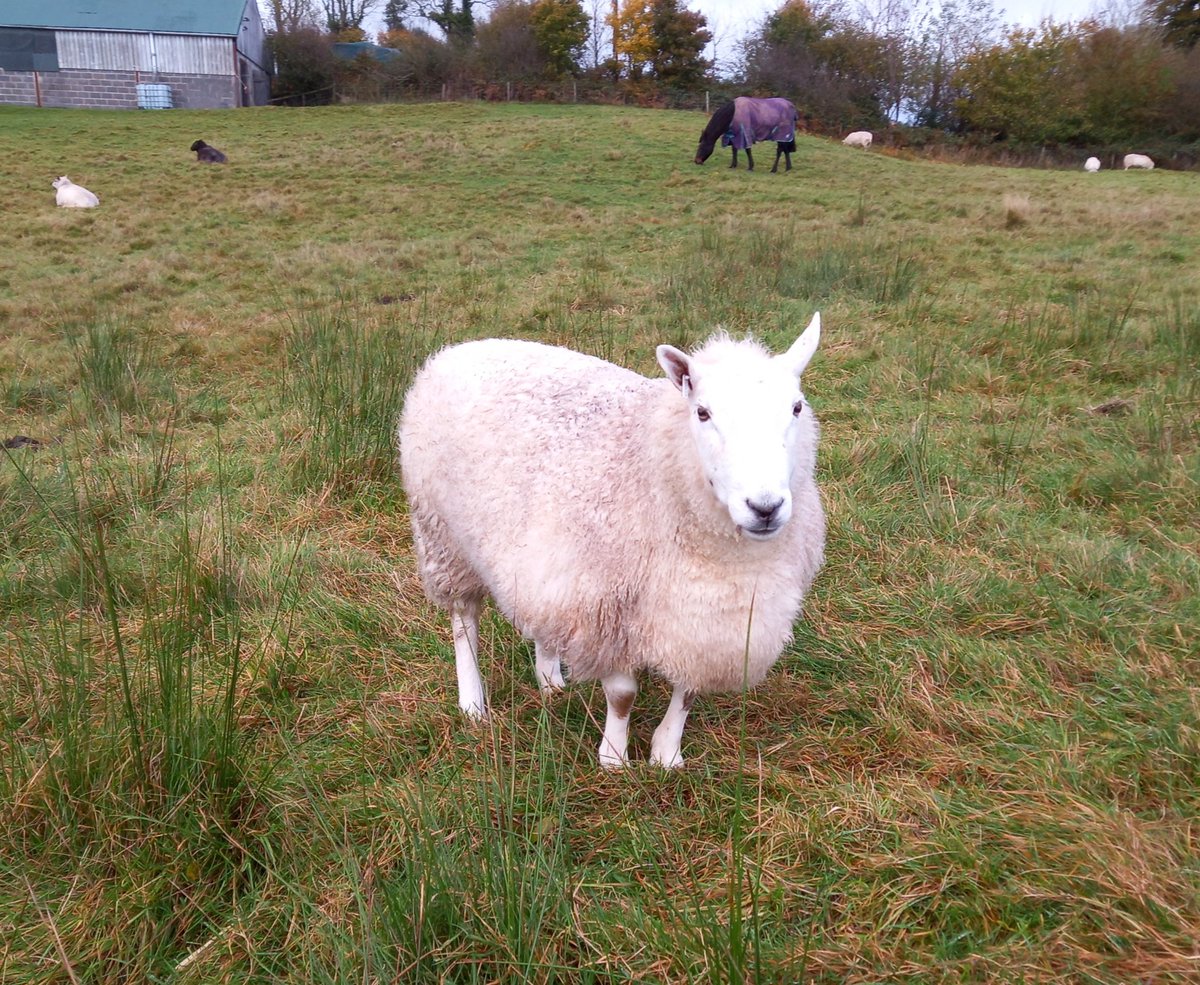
[280,300,439,493]
[664,222,920,334]
[1002,193,1031,229]
[1,435,287,980]
[66,319,175,415]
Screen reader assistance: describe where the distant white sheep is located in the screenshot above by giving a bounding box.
[52,176,99,208]
[399,317,827,769]
[1084,157,1101,172]
[842,131,873,149]
[1123,153,1154,170]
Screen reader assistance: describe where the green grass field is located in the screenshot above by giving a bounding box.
[1,101,1198,983]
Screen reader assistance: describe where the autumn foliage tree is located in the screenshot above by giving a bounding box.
[741,0,886,130]
[531,0,590,76]
[953,19,1183,144]
[608,0,709,82]
[1149,0,1200,48]
[473,2,544,77]
[609,0,655,78]
[953,23,1084,143]
[473,0,588,78]
[647,0,711,85]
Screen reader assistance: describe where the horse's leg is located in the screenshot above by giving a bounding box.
[745,146,754,171]
[771,144,782,173]
[785,150,793,171]
[729,148,738,169]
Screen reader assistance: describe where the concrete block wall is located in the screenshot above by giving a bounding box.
[0,69,239,109]
[0,71,39,105]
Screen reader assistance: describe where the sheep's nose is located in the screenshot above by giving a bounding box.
[747,496,784,522]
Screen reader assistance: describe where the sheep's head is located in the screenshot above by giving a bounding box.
[52,176,69,189]
[190,140,207,152]
[657,313,821,541]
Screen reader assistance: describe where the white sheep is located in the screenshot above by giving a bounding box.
[1123,153,1154,170]
[1084,157,1101,172]
[52,176,99,208]
[842,131,873,149]
[398,316,826,769]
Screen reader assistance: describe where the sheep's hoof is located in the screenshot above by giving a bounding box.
[459,700,488,722]
[649,747,685,769]
[537,668,566,695]
[598,746,628,770]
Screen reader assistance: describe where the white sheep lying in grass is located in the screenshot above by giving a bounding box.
[842,131,873,149]
[52,176,99,208]
[399,316,826,768]
[1084,157,1101,172]
[1123,153,1154,170]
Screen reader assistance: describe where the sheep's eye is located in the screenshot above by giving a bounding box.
[792,401,805,417]
[696,407,711,422]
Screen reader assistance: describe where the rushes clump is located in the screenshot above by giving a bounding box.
[1003,192,1031,228]
[279,299,439,493]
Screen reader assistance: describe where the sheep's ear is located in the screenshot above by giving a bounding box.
[657,345,692,393]
[783,312,820,377]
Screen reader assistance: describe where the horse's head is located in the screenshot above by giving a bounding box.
[695,100,736,165]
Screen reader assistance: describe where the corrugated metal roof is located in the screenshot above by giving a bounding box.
[2,0,249,36]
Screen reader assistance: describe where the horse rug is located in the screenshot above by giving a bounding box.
[722,97,797,150]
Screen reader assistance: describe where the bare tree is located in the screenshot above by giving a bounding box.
[421,0,477,44]
[318,0,378,34]
[907,0,1001,127]
[262,0,319,33]
[581,0,612,69]
[852,0,919,122]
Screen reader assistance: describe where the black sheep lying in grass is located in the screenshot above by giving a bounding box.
[190,140,228,164]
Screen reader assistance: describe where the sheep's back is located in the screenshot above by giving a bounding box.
[400,340,661,660]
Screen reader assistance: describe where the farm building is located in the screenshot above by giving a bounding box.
[0,0,269,109]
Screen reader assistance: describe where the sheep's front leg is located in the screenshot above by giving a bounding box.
[451,599,485,719]
[534,642,565,695]
[650,686,696,769]
[599,671,637,769]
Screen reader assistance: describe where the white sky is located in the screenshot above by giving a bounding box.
[697,0,1117,70]
[350,0,1122,69]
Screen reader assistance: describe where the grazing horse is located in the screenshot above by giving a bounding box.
[695,97,800,173]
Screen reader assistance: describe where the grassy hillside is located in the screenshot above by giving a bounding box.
[1,101,1198,983]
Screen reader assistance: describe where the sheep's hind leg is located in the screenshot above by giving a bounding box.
[650,686,696,769]
[451,599,485,719]
[534,642,566,695]
[599,671,637,769]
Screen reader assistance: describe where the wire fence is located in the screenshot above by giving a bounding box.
[271,72,741,113]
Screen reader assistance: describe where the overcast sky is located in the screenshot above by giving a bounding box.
[353,0,1129,68]
[696,0,1118,69]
